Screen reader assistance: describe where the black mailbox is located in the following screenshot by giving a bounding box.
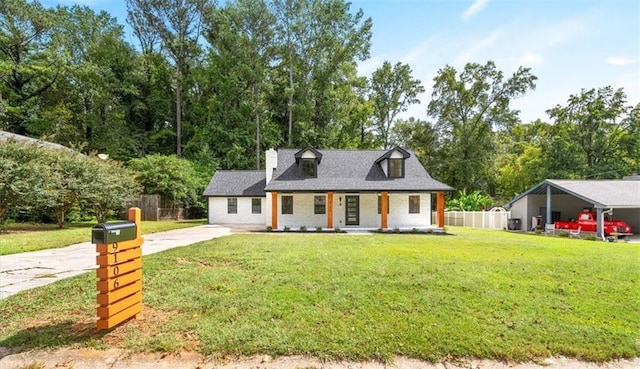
[92,222,137,244]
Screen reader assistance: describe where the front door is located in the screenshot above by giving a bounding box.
[345,195,359,226]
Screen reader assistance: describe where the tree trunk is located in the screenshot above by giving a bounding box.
[57,209,65,229]
[176,82,182,157]
[287,37,293,147]
[255,84,261,169]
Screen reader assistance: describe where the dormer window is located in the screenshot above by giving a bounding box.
[389,158,404,178]
[295,147,323,179]
[302,158,316,177]
[375,146,410,179]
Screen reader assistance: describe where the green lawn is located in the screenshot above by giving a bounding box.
[0,219,206,255]
[0,228,638,362]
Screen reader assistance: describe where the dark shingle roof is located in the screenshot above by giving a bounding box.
[505,179,640,209]
[0,130,79,154]
[203,170,266,197]
[264,148,453,192]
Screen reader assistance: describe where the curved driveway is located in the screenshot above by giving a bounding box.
[0,225,231,299]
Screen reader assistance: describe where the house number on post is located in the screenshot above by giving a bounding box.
[92,208,144,330]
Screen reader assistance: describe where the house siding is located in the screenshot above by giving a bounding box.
[208,197,266,224]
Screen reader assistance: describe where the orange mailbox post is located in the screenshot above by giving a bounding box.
[93,208,144,330]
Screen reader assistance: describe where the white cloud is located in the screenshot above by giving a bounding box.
[536,15,590,48]
[605,56,637,66]
[518,51,543,65]
[461,0,490,21]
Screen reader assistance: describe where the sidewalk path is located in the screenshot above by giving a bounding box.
[0,225,231,299]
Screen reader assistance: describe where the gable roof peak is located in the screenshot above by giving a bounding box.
[375,146,410,163]
[294,147,323,163]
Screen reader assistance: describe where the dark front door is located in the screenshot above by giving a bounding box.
[345,195,359,226]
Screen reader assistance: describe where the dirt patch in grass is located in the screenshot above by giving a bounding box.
[1,349,639,369]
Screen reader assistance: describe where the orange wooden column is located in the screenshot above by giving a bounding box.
[271,191,278,229]
[327,192,334,228]
[381,191,388,229]
[437,191,445,228]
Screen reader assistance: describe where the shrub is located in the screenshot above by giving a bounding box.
[558,231,569,238]
[283,226,290,232]
[128,154,203,211]
[376,227,383,233]
[334,227,341,233]
[300,225,307,232]
[315,226,322,232]
[584,234,597,241]
[393,227,400,233]
[411,227,419,234]
[266,226,273,232]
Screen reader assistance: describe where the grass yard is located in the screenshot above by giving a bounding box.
[0,219,206,255]
[0,228,638,362]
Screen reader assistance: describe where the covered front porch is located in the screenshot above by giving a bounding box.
[268,191,446,230]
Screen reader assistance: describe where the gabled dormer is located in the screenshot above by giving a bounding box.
[294,147,323,178]
[375,147,410,178]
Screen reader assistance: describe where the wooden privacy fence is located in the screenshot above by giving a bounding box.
[128,195,184,221]
[432,208,511,229]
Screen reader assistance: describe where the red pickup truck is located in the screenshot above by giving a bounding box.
[554,210,633,237]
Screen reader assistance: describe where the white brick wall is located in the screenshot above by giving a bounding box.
[276,192,432,230]
[386,193,432,228]
[278,193,327,229]
[208,197,266,224]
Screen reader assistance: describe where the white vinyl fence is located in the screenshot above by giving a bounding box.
[433,207,511,229]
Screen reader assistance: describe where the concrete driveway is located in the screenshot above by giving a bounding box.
[0,225,231,299]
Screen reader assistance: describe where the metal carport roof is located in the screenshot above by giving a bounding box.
[505,179,640,209]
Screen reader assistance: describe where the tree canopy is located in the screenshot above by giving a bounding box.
[2,0,638,214]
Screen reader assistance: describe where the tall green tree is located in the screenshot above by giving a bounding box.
[272,0,372,147]
[546,86,635,179]
[370,61,424,149]
[126,0,213,157]
[495,119,553,198]
[40,5,141,156]
[428,61,537,194]
[0,0,64,134]
[390,117,440,171]
[203,0,277,169]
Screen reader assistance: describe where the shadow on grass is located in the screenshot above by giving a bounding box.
[0,321,107,358]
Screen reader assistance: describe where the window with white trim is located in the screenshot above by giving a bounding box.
[314,196,326,214]
[409,195,420,214]
[389,159,404,178]
[252,198,261,214]
[227,198,238,214]
[282,196,293,214]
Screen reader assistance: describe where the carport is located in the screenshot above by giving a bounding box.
[506,179,640,238]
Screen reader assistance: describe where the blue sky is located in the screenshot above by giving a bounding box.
[46,0,639,124]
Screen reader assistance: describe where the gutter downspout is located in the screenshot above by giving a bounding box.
[599,208,613,240]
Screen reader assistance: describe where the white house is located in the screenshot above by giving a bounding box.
[203,147,453,230]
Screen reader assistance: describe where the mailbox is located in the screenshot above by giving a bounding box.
[92,222,137,244]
